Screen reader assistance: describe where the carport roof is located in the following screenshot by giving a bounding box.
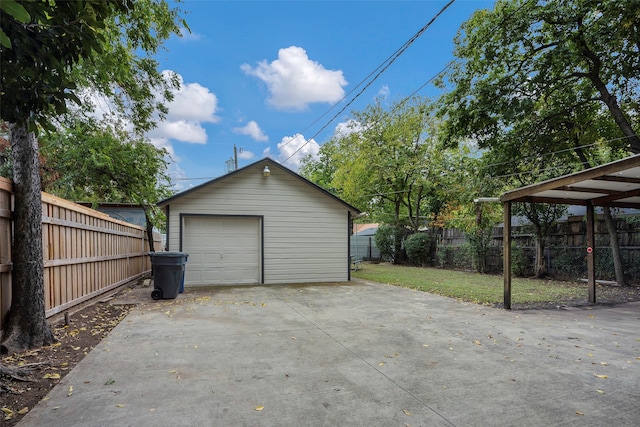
[500,154,640,209]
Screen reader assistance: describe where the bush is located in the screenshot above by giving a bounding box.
[511,242,530,277]
[374,224,407,263]
[405,233,431,265]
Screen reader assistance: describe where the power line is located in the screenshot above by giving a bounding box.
[283,0,539,166]
[281,0,456,164]
[481,134,637,173]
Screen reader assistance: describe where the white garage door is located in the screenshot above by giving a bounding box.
[182,216,261,286]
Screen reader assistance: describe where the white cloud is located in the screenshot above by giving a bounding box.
[241,46,347,111]
[144,71,220,149]
[376,85,390,99]
[275,134,320,170]
[334,119,363,138]
[233,120,268,142]
[69,73,219,191]
[178,27,202,41]
[147,137,177,159]
[150,120,208,144]
[238,149,255,160]
[162,71,220,124]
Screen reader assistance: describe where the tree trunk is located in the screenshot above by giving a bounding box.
[144,206,155,253]
[534,231,548,278]
[393,199,403,264]
[1,124,55,355]
[590,75,640,154]
[602,207,626,286]
[574,24,640,154]
[573,148,626,286]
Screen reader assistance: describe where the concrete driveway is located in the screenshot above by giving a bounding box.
[19,279,640,426]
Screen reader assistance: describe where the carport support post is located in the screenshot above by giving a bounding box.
[586,202,596,303]
[503,201,512,309]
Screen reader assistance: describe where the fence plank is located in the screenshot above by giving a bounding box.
[0,183,159,331]
[0,178,12,331]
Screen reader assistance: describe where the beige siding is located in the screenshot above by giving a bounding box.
[166,163,351,284]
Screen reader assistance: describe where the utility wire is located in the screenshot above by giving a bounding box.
[480,134,636,175]
[284,0,539,165]
[281,0,456,164]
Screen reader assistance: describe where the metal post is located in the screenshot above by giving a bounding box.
[234,144,238,170]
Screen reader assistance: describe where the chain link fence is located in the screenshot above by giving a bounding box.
[437,244,640,284]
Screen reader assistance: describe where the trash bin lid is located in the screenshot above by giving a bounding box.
[149,251,186,257]
[149,251,188,264]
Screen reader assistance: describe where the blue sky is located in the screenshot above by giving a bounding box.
[150,0,495,189]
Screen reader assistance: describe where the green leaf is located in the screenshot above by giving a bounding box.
[0,30,11,49]
[0,0,31,24]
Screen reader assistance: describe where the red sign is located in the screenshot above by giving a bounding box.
[587,247,593,254]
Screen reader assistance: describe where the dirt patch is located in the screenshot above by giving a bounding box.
[0,300,135,425]
[503,283,640,310]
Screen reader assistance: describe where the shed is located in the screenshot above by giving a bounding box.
[158,158,361,286]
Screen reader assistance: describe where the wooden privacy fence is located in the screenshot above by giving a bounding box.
[0,177,160,331]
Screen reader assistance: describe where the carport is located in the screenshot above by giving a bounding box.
[500,154,640,309]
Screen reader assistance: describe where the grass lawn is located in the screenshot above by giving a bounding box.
[352,262,587,307]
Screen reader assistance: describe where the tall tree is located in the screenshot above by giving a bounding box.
[301,97,460,264]
[0,1,184,354]
[438,0,639,154]
[40,117,174,251]
[443,153,506,273]
[438,0,638,283]
[330,97,441,230]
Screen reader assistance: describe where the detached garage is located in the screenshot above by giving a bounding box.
[158,158,361,286]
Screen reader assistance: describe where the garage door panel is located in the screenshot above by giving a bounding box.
[183,217,260,286]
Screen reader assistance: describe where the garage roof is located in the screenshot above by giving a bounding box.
[500,154,640,209]
[158,157,361,215]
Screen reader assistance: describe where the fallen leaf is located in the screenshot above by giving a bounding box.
[116,404,125,408]
[600,362,608,366]
[403,408,412,416]
[255,406,264,411]
[594,374,608,379]
[576,411,585,416]
[44,373,61,379]
[595,390,605,394]
[473,340,482,346]
[2,407,13,421]
[422,344,430,348]
[68,386,74,397]
[17,407,28,415]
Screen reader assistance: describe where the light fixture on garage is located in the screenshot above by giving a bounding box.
[263,166,271,177]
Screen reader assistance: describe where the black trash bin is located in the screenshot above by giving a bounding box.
[149,252,188,300]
